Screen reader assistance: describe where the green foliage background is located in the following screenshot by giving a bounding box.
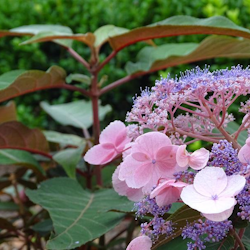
[1,0,250,129]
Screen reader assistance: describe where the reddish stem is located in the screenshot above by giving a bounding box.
[90,72,103,186]
[96,51,117,73]
[66,47,90,70]
[230,228,245,250]
[100,75,137,95]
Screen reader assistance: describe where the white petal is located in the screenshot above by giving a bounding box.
[193,167,227,197]
[202,206,234,222]
[181,185,236,213]
[219,175,246,197]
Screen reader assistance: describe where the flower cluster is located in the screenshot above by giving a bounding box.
[236,177,250,220]
[84,66,250,250]
[210,140,243,175]
[134,194,173,242]
[126,66,250,143]
[182,219,232,250]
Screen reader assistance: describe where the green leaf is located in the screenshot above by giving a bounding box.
[242,224,250,249]
[41,100,111,129]
[0,201,19,211]
[226,121,248,146]
[66,74,91,85]
[0,149,45,174]
[43,131,86,147]
[53,145,85,179]
[94,25,128,48]
[10,24,73,47]
[126,36,250,75]
[157,237,189,250]
[205,236,234,249]
[168,202,184,214]
[26,178,132,249]
[109,15,250,51]
[0,66,66,103]
[32,219,53,236]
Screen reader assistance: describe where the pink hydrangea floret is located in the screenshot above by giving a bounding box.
[238,137,250,164]
[112,165,143,202]
[119,132,185,194]
[84,121,131,165]
[150,179,187,207]
[126,235,152,250]
[176,145,209,170]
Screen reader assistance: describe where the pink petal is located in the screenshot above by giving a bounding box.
[115,127,131,152]
[202,207,234,222]
[84,143,116,165]
[133,132,172,158]
[126,188,144,202]
[134,163,153,188]
[181,185,236,214]
[189,148,209,170]
[156,189,180,207]
[112,166,143,202]
[132,152,150,162]
[99,121,130,151]
[238,144,250,164]
[141,169,164,194]
[176,145,189,168]
[112,166,128,196]
[151,180,187,207]
[193,167,227,197]
[122,142,134,159]
[118,155,138,186]
[246,137,250,146]
[119,155,150,189]
[219,175,246,197]
[126,236,152,250]
[156,146,178,171]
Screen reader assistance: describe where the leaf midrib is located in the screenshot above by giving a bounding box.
[50,193,94,240]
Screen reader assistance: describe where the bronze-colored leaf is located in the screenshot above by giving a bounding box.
[0,24,95,48]
[0,101,17,124]
[20,32,95,48]
[126,36,250,75]
[0,66,66,103]
[0,121,49,154]
[109,16,250,51]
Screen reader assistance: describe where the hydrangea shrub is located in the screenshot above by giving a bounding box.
[86,66,250,249]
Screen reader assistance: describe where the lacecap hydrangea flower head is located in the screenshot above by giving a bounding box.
[84,66,250,250]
